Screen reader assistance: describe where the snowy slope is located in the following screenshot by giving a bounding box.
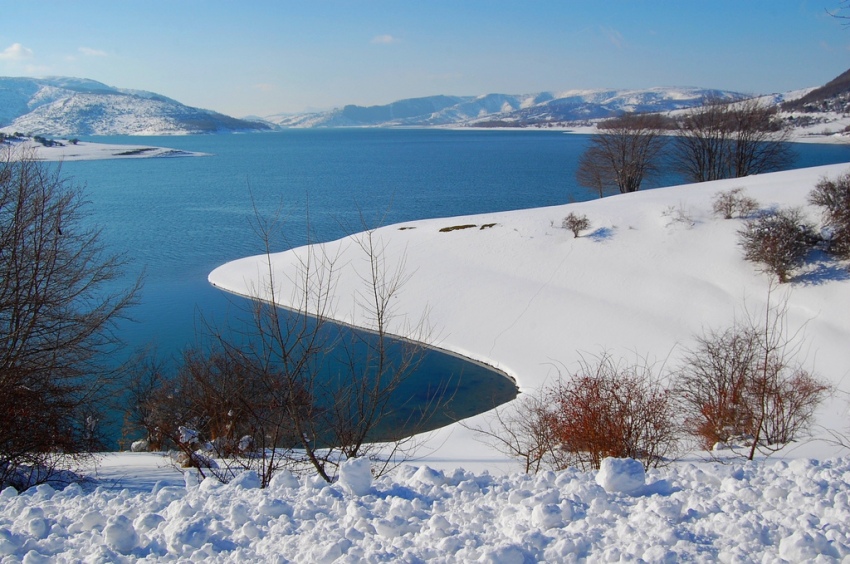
[0,77,271,135]
[269,87,743,127]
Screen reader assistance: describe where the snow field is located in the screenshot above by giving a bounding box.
[1,456,850,561]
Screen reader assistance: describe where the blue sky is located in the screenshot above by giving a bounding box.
[1,1,848,117]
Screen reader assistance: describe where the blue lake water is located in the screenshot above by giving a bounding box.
[61,130,850,444]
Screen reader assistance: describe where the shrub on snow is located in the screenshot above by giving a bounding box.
[738,208,815,283]
[562,212,591,238]
[809,172,850,258]
[545,354,677,471]
[712,187,759,219]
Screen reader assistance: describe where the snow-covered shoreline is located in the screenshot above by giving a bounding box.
[209,163,850,470]
[2,139,206,161]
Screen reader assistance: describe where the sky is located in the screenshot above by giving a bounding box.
[1,1,849,118]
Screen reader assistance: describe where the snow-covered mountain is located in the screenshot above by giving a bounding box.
[269,87,744,128]
[0,77,271,136]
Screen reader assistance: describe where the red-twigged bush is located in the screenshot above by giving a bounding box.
[545,355,677,471]
[674,296,830,459]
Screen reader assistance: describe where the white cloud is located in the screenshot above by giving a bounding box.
[371,34,399,45]
[253,83,276,92]
[79,46,108,57]
[0,43,34,60]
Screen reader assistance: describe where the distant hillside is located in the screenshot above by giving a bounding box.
[268,88,744,128]
[781,67,850,113]
[0,77,271,136]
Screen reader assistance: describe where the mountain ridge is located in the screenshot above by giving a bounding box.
[5,71,849,135]
[0,76,271,136]
[268,87,745,128]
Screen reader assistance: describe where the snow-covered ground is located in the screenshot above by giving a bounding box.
[787,113,850,144]
[3,453,850,561]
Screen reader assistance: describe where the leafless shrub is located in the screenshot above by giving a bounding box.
[738,208,815,283]
[466,393,564,474]
[674,291,830,459]
[123,351,170,452]
[545,354,677,471]
[713,187,759,219]
[562,212,590,238]
[469,354,678,473]
[809,172,850,258]
[128,343,316,485]
[661,203,696,227]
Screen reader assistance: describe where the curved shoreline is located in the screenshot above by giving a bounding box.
[207,246,526,389]
[207,276,520,437]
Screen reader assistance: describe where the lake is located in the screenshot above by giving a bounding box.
[62,130,850,444]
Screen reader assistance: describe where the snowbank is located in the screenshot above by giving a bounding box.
[2,455,850,561]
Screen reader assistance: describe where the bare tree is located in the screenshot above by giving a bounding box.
[576,113,668,197]
[674,290,830,459]
[672,98,794,183]
[830,1,850,25]
[0,148,140,489]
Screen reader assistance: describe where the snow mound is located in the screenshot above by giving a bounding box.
[337,457,373,496]
[595,457,645,494]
